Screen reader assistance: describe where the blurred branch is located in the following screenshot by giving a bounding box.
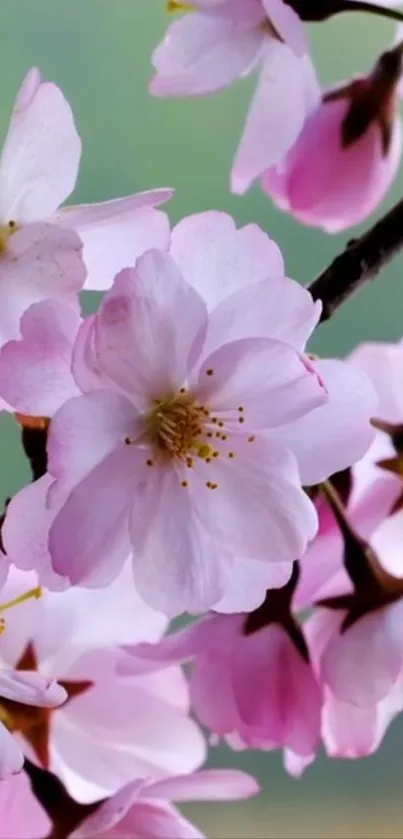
[308,196,403,322]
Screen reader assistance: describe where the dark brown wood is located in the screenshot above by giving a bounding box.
[308,197,403,322]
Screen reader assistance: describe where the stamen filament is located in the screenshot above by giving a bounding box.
[0,586,42,614]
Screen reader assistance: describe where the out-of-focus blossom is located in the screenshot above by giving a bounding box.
[296,339,403,711]
[0,771,50,838]
[262,48,403,231]
[0,67,172,290]
[151,1,320,193]
[0,567,205,802]
[72,769,259,839]
[306,609,403,760]
[121,569,322,774]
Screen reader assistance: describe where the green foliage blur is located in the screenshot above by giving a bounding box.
[0,2,403,835]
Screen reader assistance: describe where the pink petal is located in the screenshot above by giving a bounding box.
[57,192,172,291]
[232,625,321,755]
[0,299,80,415]
[150,12,264,97]
[262,0,307,55]
[49,447,138,586]
[320,601,403,705]
[371,510,403,579]
[271,358,378,485]
[0,669,66,707]
[0,724,24,781]
[232,44,320,193]
[72,315,119,394]
[47,389,136,482]
[170,211,284,310]
[195,436,318,563]
[213,556,291,613]
[94,251,208,405]
[0,223,85,346]
[75,797,204,839]
[130,466,230,616]
[349,340,403,423]
[322,686,403,759]
[0,772,50,837]
[146,769,259,801]
[204,277,321,356]
[0,68,81,222]
[70,780,144,837]
[2,475,68,590]
[195,338,327,429]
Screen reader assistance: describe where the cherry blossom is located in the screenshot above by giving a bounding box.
[262,48,403,231]
[0,67,172,291]
[72,769,259,839]
[151,1,320,193]
[0,567,205,802]
[121,609,321,773]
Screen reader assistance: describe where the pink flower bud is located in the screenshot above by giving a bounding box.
[262,49,403,231]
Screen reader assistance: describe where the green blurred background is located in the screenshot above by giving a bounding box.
[1,1,403,836]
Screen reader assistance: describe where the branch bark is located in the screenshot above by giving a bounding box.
[308,196,403,322]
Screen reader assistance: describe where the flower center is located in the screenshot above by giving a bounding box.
[167,1,196,11]
[144,390,214,463]
[0,219,18,253]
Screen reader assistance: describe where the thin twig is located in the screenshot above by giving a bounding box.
[308,197,403,322]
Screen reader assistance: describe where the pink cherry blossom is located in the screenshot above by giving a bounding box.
[0,771,50,838]
[262,52,403,232]
[151,2,320,193]
[2,215,378,613]
[293,339,403,707]
[121,600,322,772]
[43,249,329,615]
[72,769,258,839]
[0,67,172,291]
[0,567,205,802]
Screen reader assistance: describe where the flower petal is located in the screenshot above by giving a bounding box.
[0,223,85,345]
[150,11,264,96]
[0,68,80,222]
[146,769,259,801]
[130,466,230,616]
[170,211,283,310]
[94,251,208,405]
[232,43,320,194]
[0,669,67,707]
[271,358,378,485]
[57,191,172,291]
[48,447,137,586]
[0,299,80,416]
[0,724,23,781]
[204,277,321,356]
[195,337,326,429]
[195,436,318,562]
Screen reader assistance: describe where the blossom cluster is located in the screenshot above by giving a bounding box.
[0,0,403,836]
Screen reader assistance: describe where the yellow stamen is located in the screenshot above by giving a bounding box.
[167,0,195,11]
[0,586,42,615]
[0,220,19,254]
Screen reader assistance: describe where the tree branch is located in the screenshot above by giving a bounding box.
[308,196,403,322]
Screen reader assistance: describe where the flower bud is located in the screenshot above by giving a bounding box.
[261,48,403,232]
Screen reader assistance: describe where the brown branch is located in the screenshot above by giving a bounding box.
[308,197,403,322]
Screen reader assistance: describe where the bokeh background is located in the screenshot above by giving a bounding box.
[1,1,403,836]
